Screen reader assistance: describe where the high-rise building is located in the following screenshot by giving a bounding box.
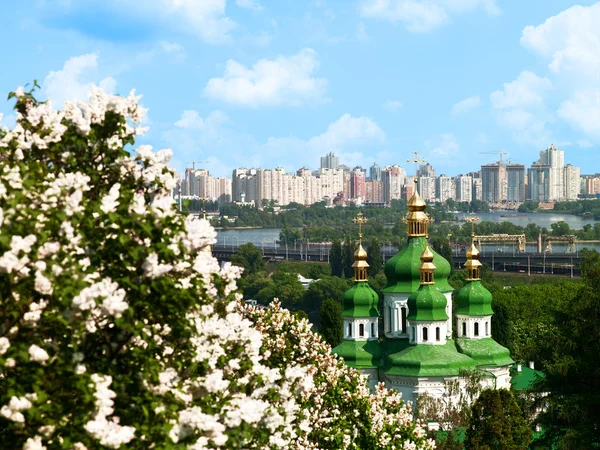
[506,165,526,203]
[382,165,406,203]
[365,180,384,203]
[320,152,339,170]
[418,176,436,202]
[436,175,454,203]
[538,145,565,201]
[417,163,436,179]
[350,169,367,200]
[472,178,482,202]
[455,175,473,203]
[369,163,382,182]
[564,164,581,201]
[481,164,505,204]
[527,164,550,202]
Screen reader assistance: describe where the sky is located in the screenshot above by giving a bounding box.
[0,0,599,177]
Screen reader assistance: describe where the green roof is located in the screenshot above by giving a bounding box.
[455,280,494,316]
[510,365,545,390]
[455,338,514,367]
[384,340,476,377]
[342,282,379,317]
[332,339,382,369]
[406,284,449,321]
[383,236,452,293]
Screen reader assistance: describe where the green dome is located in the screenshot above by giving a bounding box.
[384,340,476,377]
[383,236,452,293]
[406,284,448,321]
[455,280,494,316]
[455,338,513,367]
[342,281,379,317]
[332,340,381,369]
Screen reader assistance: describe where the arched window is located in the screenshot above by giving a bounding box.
[412,327,416,342]
[387,307,392,332]
[348,323,352,337]
[436,327,440,341]
[359,323,365,337]
[462,322,466,337]
[371,322,375,338]
[485,321,489,336]
[401,308,407,333]
[423,327,428,341]
[474,322,479,337]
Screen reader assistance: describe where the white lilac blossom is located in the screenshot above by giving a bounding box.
[28,345,49,364]
[0,85,433,450]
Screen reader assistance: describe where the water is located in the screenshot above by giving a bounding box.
[452,211,595,230]
[216,212,600,252]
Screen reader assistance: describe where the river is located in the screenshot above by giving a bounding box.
[216,211,599,252]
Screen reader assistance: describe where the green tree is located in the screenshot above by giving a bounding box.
[320,298,343,347]
[367,238,382,277]
[343,237,355,279]
[534,249,600,449]
[550,220,571,236]
[329,239,344,277]
[231,242,265,276]
[465,389,532,450]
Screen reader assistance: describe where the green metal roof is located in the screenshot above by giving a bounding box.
[406,284,449,321]
[332,339,382,369]
[342,282,379,317]
[383,236,452,293]
[455,338,514,367]
[455,280,494,316]
[384,340,476,377]
[510,365,545,390]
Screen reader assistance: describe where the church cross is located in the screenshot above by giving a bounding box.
[464,212,481,238]
[353,212,368,243]
[406,151,427,179]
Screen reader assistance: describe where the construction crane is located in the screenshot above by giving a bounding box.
[480,150,508,165]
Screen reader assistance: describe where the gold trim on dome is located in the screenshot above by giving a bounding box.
[352,213,370,282]
[464,213,482,281]
[418,241,436,285]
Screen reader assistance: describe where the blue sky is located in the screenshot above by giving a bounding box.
[1,0,599,177]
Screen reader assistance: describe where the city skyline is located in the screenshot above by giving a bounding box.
[1,1,600,177]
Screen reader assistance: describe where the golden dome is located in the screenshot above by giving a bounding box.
[407,190,427,211]
[354,243,368,260]
[420,245,434,263]
[466,242,480,260]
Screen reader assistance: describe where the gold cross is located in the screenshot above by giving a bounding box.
[464,212,481,237]
[406,151,427,179]
[353,212,368,242]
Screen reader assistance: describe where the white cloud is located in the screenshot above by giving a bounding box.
[174,110,230,130]
[490,71,552,109]
[558,91,600,139]
[383,100,403,112]
[43,53,116,106]
[203,48,328,107]
[451,95,481,116]
[430,133,459,157]
[578,139,593,148]
[307,114,385,150]
[520,3,600,77]
[519,4,600,139]
[163,113,385,175]
[50,0,235,44]
[236,0,264,11]
[359,0,500,33]
[489,71,553,145]
[159,41,186,61]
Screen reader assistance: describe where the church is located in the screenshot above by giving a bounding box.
[332,189,513,405]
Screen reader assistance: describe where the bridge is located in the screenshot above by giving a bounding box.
[212,244,582,277]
